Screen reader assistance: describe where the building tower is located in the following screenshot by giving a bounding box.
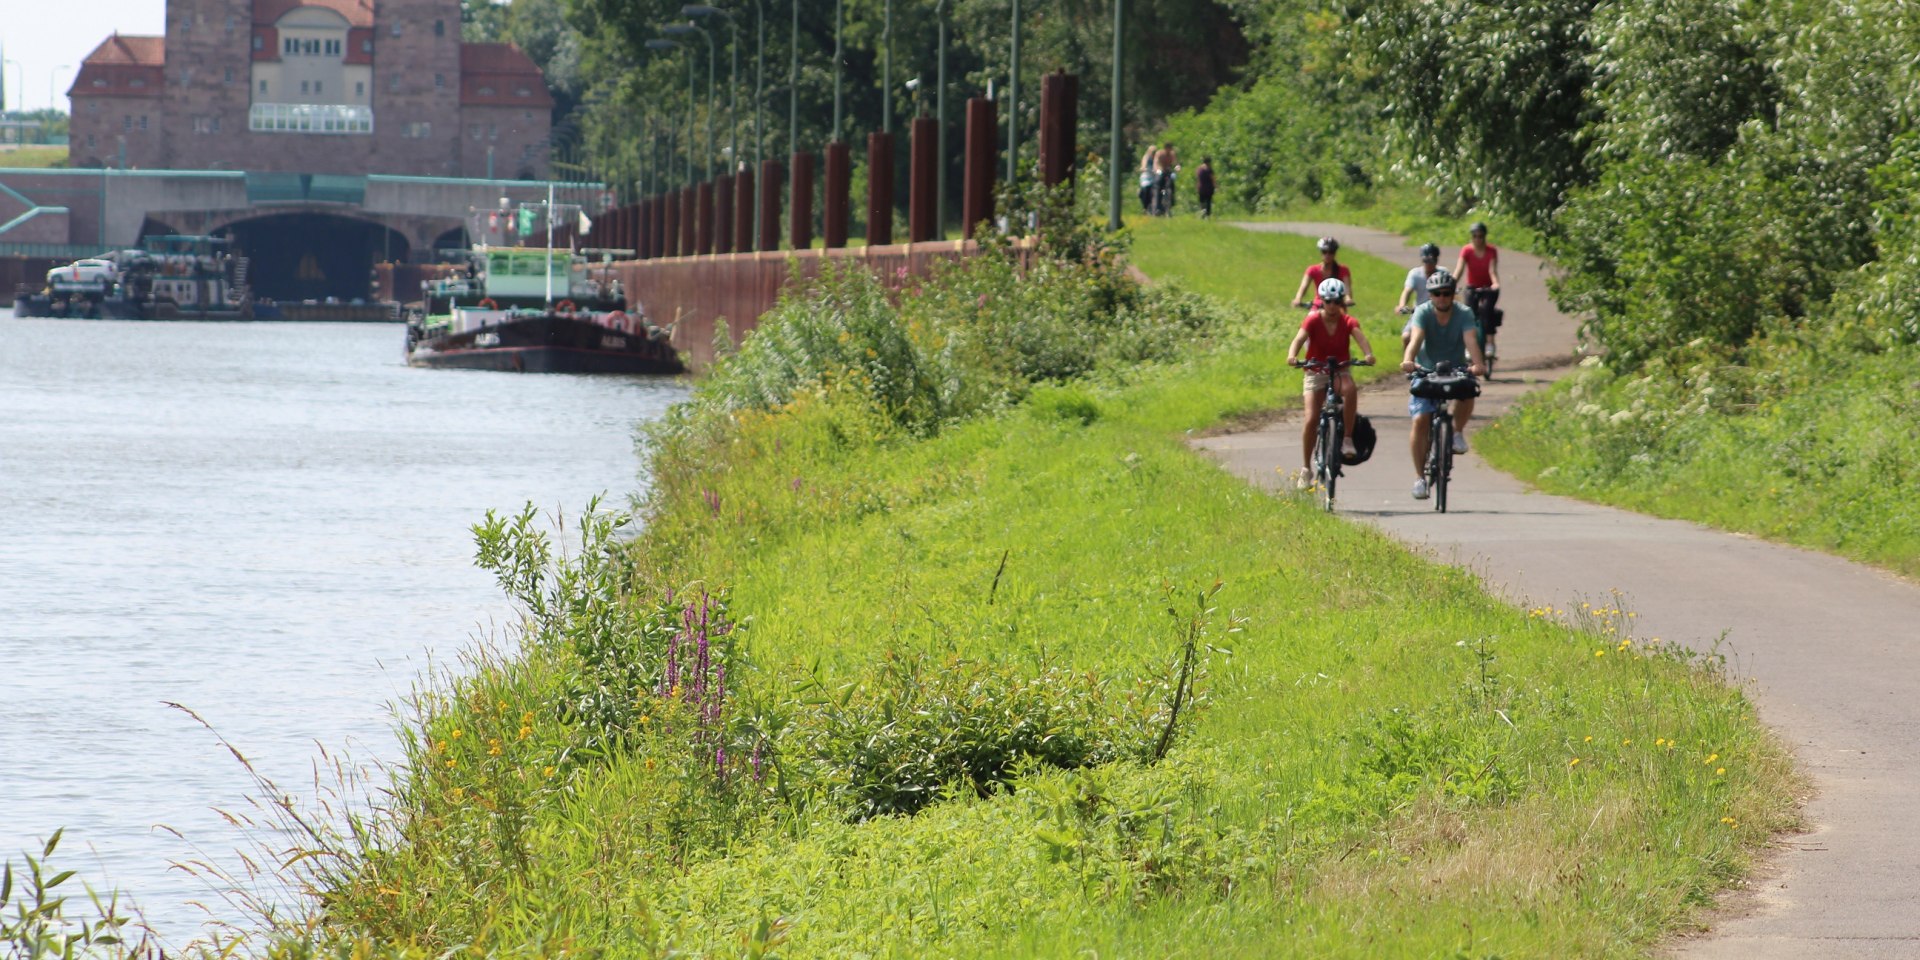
[373,0,464,176]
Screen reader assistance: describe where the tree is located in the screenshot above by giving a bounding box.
[1359,0,1599,228]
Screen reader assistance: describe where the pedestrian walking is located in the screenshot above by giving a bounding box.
[1196,158,1216,219]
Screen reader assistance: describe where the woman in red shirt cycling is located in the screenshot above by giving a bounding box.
[1452,222,1502,372]
[1291,236,1355,309]
[1285,278,1377,487]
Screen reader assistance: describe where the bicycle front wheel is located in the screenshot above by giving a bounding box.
[1322,415,1342,511]
[1433,414,1453,514]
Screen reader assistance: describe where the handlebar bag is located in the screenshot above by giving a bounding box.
[1410,372,1482,400]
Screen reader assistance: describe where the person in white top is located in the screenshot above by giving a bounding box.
[1396,242,1443,347]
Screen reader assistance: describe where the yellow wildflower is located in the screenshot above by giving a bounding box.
[450,729,463,740]
[1716,767,1726,776]
[543,766,556,778]
[1568,758,1581,767]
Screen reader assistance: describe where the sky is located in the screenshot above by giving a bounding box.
[4,0,165,114]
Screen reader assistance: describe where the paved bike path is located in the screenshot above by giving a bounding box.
[1198,223,1920,959]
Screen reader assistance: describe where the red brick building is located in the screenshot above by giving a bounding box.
[67,0,553,178]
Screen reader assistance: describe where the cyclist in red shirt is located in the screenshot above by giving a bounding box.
[1285,278,1376,487]
[1452,222,1503,370]
[1291,236,1355,309]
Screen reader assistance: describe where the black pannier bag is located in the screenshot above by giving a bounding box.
[1410,372,1481,400]
[1341,414,1377,465]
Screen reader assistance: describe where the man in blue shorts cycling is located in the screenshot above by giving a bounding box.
[1399,268,1486,500]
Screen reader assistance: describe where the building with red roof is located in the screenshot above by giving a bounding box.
[67,0,552,178]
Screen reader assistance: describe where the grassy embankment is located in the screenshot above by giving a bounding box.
[0,145,68,168]
[253,222,1797,959]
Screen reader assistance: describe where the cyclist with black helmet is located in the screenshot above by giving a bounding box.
[1400,268,1486,500]
[1453,222,1502,370]
[1287,277,1377,488]
[1291,237,1354,309]
[1396,242,1444,315]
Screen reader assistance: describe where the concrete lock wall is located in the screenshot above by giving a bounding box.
[615,240,1019,373]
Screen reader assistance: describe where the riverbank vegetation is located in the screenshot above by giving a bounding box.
[4,218,1795,960]
[231,224,1794,957]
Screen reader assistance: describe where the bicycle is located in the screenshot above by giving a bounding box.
[1152,170,1177,217]
[1407,362,1480,513]
[1462,286,1503,377]
[1290,357,1372,511]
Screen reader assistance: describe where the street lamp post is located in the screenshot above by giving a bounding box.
[935,0,949,235]
[881,0,892,135]
[832,0,844,143]
[683,5,740,170]
[662,22,715,181]
[1108,0,1125,231]
[1008,0,1021,186]
[646,38,697,186]
[789,0,798,156]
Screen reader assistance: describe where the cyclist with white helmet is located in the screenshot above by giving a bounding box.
[1400,268,1486,499]
[1291,236,1355,309]
[1286,277,1376,487]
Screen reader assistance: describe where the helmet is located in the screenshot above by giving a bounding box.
[1317,236,1339,253]
[1424,268,1457,294]
[1317,277,1349,302]
[1419,242,1441,261]
[1469,221,1488,237]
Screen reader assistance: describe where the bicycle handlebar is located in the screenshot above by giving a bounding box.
[1405,364,1478,378]
[1291,358,1375,370]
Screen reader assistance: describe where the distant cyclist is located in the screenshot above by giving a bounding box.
[1396,241,1444,349]
[1291,237,1354,309]
[1287,277,1376,488]
[1452,222,1502,368]
[1400,268,1486,500]
[1395,242,1443,315]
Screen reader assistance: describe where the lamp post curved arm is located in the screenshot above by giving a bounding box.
[645,38,695,187]
[683,5,741,170]
[935,0,949,234]
[662,22,716,181]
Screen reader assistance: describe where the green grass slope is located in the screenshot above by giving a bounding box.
[285,233,1795,960]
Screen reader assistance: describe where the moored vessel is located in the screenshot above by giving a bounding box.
[403,244,679,374]
[12,236,282,321]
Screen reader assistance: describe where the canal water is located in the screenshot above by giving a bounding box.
[0,311,688,946]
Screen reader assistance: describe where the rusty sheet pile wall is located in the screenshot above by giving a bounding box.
[614,241,991,372]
